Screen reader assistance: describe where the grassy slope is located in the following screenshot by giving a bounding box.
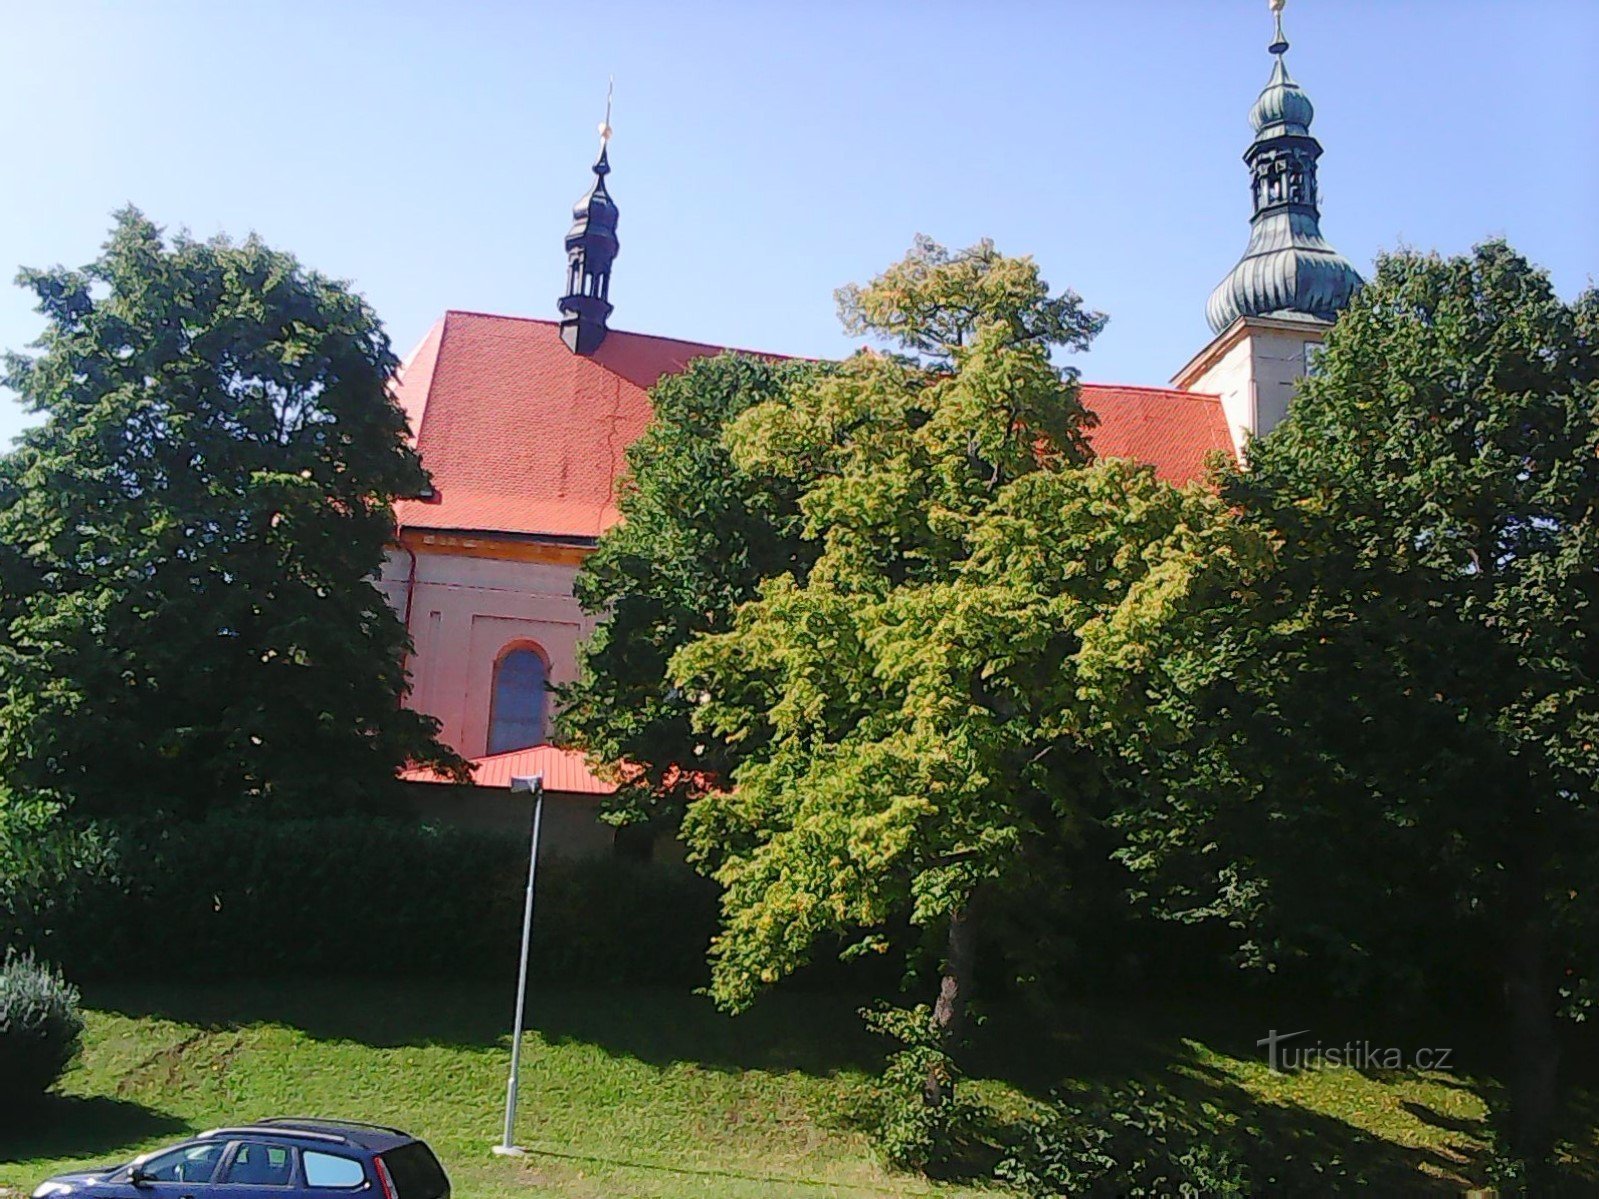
[0,979,1586,1196]
[2,982,980,1199]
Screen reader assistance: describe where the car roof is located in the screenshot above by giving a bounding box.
[197,1118,415,1153]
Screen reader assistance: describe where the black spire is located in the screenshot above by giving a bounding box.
[558,102,619,356]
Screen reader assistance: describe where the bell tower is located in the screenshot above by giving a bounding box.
[1174,0,1362,452]
[558,100,620,356]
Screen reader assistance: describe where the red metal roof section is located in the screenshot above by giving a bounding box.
[1078,383,1234,484]
[394,312,735,540]
[392,313,1234,540]
[400,744,617,794]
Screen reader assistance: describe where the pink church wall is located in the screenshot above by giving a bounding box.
[379,544,593,759]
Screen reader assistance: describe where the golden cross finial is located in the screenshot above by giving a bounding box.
[599,78,614,146]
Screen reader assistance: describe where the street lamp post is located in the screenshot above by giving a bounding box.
[492,773,545,1157]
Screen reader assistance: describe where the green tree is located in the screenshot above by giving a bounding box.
[0,209,461,818]
[1114,243,1599,1173]
[670,238,1257,1101]
[559,352,823,828]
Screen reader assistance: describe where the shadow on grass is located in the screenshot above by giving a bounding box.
[1400,1098,1487,1137]
[917,1052,1481,1194]
[945,996,1493,1194]
[94,978,509,1050]
[87,978,1599,1193]
[1551,1087,1599,1189]
[90,979,886,1076]
[951,993,1599,1194]
[0,1094,185,1167]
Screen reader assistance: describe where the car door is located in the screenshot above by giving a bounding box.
[118,1140,227,1198]
[213,1140,299,1198]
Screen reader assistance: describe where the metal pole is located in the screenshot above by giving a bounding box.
[493,774,544,1156]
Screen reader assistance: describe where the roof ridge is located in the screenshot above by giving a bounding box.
[471,743,586,764]
[397,315,446,374]
[607,324,789,359]
[427,314,1219,394]
[1083,381,1223,402]
[393,316,450,440]
[438,308,794,361]
[443,308,560,327]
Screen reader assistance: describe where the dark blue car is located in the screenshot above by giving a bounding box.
[30,1118,450,1199]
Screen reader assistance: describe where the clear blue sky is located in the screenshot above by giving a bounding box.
[1,1,1595,445]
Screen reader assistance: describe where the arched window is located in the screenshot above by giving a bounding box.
[488,646,547,754]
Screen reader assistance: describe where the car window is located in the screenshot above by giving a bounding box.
[377,1143,449,1199]
[140,1143,226,1183]
[221,1142,295,1187]
[304,1152,366,1188]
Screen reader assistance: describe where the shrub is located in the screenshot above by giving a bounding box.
[0,949,84,1111]
[0,813,719,985]
[994,1084,1251,1198]
[857,1004,993,1175]
[0,802,121,964]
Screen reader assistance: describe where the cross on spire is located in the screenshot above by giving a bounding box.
[1269,0,1289,55]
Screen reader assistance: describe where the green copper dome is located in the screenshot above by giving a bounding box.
[1250,57,1314,136]
[1206,2,1361,335]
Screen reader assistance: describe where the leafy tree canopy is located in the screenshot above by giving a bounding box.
[1113,242,1599,1169]
[560,352,825,825]
[0,208,461,819]
[668,239,1257,1056]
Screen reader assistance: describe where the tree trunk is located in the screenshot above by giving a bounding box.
[923,905,977,1107]
[1504,911,1560,1174]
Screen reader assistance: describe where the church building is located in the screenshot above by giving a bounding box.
[384,0,1361,846]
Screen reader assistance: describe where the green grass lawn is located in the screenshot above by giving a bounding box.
[1,979,1591,1196]
[1,982,983,1199]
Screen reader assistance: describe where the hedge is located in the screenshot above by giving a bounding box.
[0,813,719,986]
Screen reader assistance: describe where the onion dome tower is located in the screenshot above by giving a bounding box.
[558,102,620,355]
[1205,0,1361,334]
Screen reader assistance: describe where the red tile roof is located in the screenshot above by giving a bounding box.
[393,311,1233,541]
[400,744,617,794]
[394,312,742,540]
[1080,383,1234,484]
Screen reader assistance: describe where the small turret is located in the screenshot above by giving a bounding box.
[558,101,620,356]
